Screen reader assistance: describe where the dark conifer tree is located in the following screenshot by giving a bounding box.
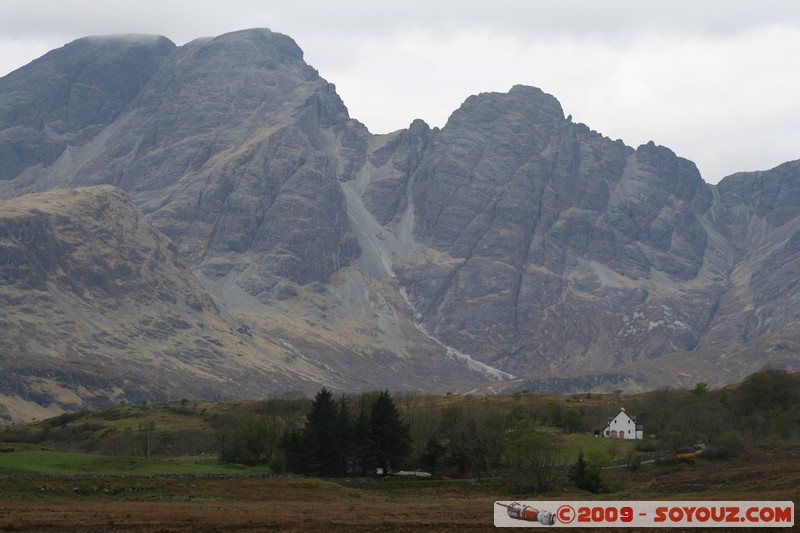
[569,449,603,493]
[352,395,374,476]
[304,387,340,476]
[369,390,411,475]
[334,394,353,476]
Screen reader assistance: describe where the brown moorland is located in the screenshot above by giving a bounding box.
[1,445,798,531]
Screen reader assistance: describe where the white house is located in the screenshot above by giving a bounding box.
[603,407,644,440]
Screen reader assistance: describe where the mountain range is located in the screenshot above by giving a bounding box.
[1,28,798,422]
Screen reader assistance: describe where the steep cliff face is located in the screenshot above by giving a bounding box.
[696,161,800,368]
[373,86,721,376]
[1,30,799,419]
[352,83,798,388]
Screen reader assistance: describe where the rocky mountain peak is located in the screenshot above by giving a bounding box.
[445,84,565,133]
[201,28,306,60]
[0,34,175,181]
[0,31,799,421]
[0,34,175,131]
[1,27,363,300]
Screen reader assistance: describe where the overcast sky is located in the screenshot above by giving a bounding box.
[2,0,799,184]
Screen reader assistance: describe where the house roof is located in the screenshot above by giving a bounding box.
[607,407,637,423]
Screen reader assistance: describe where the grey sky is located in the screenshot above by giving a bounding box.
[2,0,799,183]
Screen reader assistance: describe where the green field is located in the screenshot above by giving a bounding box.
[0,432,635,480]
[0,448,267,476]
[0,433,632,476]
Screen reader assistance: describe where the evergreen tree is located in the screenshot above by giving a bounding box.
[569,449,603,493]
[369,390,411,475]
[304,387,340,476]
[277,388,412,477]
[352,395,374,476]
[334,394,353,476]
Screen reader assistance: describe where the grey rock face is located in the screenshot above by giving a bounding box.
[2,29,366,301]
[362,119,432,226]
[1,29,799,416]
[0,35,175,180]
[697,161,800,359]
[382,86,720,376]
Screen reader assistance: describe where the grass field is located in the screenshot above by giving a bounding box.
[0,449,267,476]
[0,433,634,477]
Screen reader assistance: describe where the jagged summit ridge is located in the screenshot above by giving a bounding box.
[0,29,798,421]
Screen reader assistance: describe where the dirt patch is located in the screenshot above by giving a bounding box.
[0,478,498,532]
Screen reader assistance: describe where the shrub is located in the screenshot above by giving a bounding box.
[703,430,744,460]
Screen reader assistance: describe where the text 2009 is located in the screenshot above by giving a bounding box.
[577,506,634,523]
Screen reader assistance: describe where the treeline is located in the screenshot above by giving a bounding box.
[2,369,799,485]
[214,369,800,478]
[626,368,800,458]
